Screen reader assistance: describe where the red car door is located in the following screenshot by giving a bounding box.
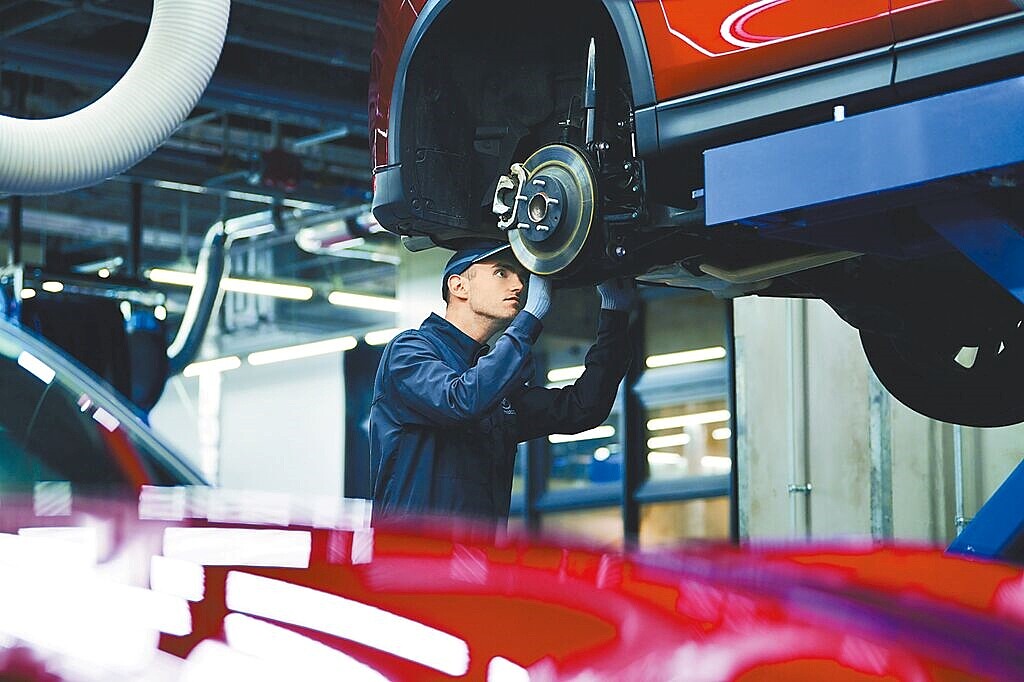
[634,0,894,101]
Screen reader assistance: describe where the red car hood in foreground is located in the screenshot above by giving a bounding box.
[1,488,1022,681]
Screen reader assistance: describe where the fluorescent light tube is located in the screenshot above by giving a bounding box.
[547,365,585,383]
[183,356,242,378]
[548,424,615,444]
[247,337,357,366]
[148,269,313,301]
[328,291,400,312]
[647,409,731,432]
[647,451,683,465]
[646,433,691,449]
[646,346,726,368]
[364,328,401,346]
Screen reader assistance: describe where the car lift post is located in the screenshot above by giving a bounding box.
[702,74,1024,562]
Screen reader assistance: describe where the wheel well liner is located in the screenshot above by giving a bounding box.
[386,0,655,167]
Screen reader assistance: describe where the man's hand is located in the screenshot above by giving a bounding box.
[597,277,638,311]
[523,274,552,320]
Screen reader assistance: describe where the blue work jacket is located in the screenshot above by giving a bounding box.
[370,309,631,523]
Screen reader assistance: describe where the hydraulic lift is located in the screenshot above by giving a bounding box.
[704,73,1024,303]
[702,74,1024,562]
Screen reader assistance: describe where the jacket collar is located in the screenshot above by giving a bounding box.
[421,313,488,364]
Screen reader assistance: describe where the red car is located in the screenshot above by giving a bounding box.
[368,1,1024,428]
[1,304,1024,680]
[2,496,1024,681]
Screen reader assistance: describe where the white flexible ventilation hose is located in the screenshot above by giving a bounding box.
[0,0,231,195]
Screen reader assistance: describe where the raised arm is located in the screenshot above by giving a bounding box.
[389,311,543,426]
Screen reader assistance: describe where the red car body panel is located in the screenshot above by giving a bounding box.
[369,0,428,170]
[634,0,893,101]
[3,498,1024,680]
[369,0,1020,171]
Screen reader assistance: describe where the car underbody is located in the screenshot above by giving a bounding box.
[372,0,1024,425]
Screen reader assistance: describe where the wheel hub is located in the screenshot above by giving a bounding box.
[491,144,596,275]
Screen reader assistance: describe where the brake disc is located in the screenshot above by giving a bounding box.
[496,144,597,276]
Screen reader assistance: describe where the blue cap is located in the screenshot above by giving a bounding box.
[441,241,512,298]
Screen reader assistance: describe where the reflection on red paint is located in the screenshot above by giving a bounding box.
[0,498,1023,680]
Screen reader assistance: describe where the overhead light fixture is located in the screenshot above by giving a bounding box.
[647,451,684,465]
[183,356,242,378]
[221,278,313,300]
[154,180,208,195]
[151,179,334,212]
[547,365,584,383]
[148,269,196,286]
[647,409,731,432]
[247,336,357,366]
[646,346,726,369]
[41,281,64,293]
[148,269,313,301]
[20,288,36,300]
[646,433,691,449]
[328,291,400,312]
[73,256,124,276]
[593,447,611,462]
[548,425,615,444]
[155,305,167,321]
[701,456,732,471]
[364,328,401,346]
[712,427,732,441]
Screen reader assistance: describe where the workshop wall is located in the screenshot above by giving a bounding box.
[736,296,1024,544]
[152,353,346,497]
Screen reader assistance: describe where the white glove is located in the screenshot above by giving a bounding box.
[523,274,552,319]
[597,277,638,311]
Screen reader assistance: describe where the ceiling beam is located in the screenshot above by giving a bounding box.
[0,5,75,39]
[0,204,205,253]
[35,0,371,71]
[232,0,376,34]
[0,38,368,129]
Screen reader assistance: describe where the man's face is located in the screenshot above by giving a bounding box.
[461,257,528,323]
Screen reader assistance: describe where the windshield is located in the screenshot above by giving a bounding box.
[0,320,205,494]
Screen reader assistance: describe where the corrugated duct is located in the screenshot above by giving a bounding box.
[0,0,231,195]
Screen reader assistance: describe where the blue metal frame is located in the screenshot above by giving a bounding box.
[704,73,1024,306]
[948,458,1024,561]
[704,74,1024,228]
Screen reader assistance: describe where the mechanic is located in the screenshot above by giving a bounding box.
[370,240,636,527]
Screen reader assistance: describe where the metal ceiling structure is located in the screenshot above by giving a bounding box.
[1,0,396,353]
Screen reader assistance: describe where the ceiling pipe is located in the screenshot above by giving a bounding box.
[165,206,369,373]
[0,38,366,130]
[166,211,273,375]
[0,0,231,195]
[36,0,370,72]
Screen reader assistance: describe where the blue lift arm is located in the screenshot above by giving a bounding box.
[704,74,1024,305]
[948,458,1024,563]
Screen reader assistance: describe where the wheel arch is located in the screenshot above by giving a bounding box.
[382,0,654,240]
[387,0,655,167]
